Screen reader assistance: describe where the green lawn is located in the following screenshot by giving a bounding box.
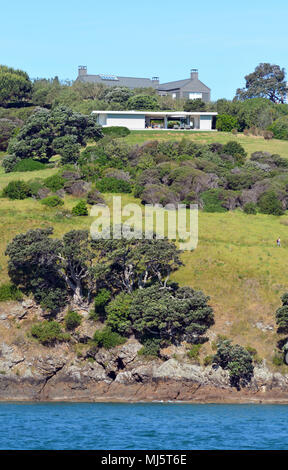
[124,130,288,157]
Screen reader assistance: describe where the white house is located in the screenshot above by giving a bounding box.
[91,110,217,131]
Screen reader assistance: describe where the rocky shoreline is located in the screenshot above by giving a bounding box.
[1,300,288,404]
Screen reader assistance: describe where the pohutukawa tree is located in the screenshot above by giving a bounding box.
[6,105,103,167]
[235,63,288,104]
[5,228,182,310]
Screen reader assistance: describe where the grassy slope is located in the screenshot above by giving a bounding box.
[1,131,288,369]
[124,130,288,157]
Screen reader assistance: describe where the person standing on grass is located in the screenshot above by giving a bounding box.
[277,237,281,247]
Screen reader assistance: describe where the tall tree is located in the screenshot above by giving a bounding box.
[235,63,287,104]
[0,65,32,106]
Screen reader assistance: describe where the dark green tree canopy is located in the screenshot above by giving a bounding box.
[235,63,287,104]
[7,105,103,164]
[0,65,32,106]
[213,339,254,388]
[106,284,214,345]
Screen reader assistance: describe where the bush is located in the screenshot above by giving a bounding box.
[2,154,21,173]
[93,326,126,349]
[2,180,31,199]
[95,177,132,193]
[31,321,70,345]
[243,202,257,214]
[213,339,254,388]
[64,310,82,330]
[102,126,130,138]
[93,288,111,319]
[268,116,288,140]
[222,141,247,164]
[106,292,133,335]
[187,344,202,361]
[203,355,214,366]
[138,338,161,357]
[201,189,228,213]
[40,195,64,207]
[272,353,283,366]
[275,293,288,334]
[44,174,65,191]
[258,191,284,215]
[216,114,239,132]
[0,282,22,301]
[13,159,46,172]
[72,200,88,216]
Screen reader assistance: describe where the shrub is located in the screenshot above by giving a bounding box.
[2,180,31,199]
[0,282,22,301]
[13,159,46,172]
[44,174,65,191]
[138,338,161,357]
[216,114,239,132]
[213,339,254,388]
[258,191,284,216]
[187,344,202,361]
[40,195,64,207]
[86,189,105,205]
[95,177,132,193]
[243,202,257,214]
[106,292,133,335]
[93,326,126,349]
[102,126,130,138]
[263,130,273,140]
[64,310,82,330]
[203,355,214,366]
[272,353,283,366]
[268,116,288,140]
[222,141,247,164]
[201,189,228,213]
[31,321,70,345]
[275,293,288,334]
[72,200,88,216]
[93,288,111,320]
[2,154,21,173]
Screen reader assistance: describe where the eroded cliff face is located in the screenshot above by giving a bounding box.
[1,300,288,403]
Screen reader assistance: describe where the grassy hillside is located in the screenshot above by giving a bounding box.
[1,131,288,370]
[124,131,288,157]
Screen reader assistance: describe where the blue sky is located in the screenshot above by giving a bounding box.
[1,0,288,100]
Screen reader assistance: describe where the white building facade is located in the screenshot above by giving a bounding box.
[92,111,217,131]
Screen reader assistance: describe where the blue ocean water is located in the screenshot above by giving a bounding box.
[0,402,287,450]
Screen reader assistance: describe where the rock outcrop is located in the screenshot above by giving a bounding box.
[1,303,288,403]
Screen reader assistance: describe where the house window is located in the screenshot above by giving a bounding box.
[189,92,202,100]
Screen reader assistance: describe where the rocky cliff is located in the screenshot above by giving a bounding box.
[1,300,288,403]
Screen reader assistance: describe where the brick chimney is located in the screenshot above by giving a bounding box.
[190,69,198,80]
[78,66,87,77]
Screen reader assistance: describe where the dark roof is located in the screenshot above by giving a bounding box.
[158,77,210,92]
[77,74,155,89]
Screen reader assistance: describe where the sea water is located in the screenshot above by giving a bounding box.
[0,402,287,450]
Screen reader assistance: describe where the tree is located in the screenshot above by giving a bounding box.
[258,191,284,216]
[235,63,288,104]
[127,94,159,110]
[106,284,214,345]
[268,116,288,140]
[275,293,288,334]
[213,339,254,388]
[183,99,206,112]
[104,87,133,105]
[0,65,32,106]
[91,235,182,293]
[8,106,103,165]
[216,114,239,132]
[5,229,182,309]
